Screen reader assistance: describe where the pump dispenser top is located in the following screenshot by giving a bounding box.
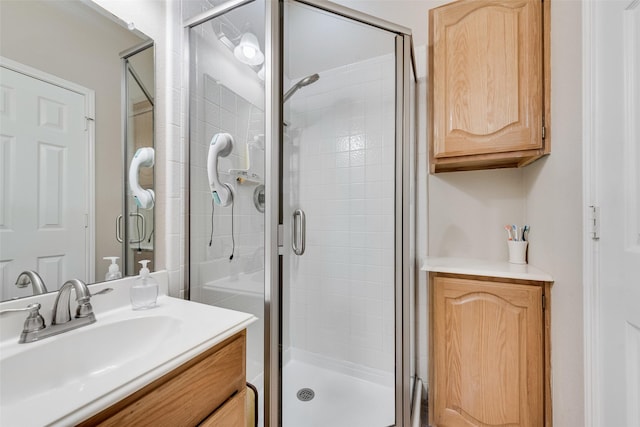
[130,260,158,310]
[139,260,151,277]
[103,257,122,281]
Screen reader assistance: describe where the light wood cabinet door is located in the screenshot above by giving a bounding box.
[429,0,549,173]
[430,276,544,426]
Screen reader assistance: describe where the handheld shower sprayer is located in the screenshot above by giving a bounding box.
[129,147,155,209]
[283,73,320,103]
[208,133,234,207]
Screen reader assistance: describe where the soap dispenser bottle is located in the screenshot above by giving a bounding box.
[104,257,122,281]
[131,260,158,310]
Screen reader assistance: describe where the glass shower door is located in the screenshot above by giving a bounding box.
[185,1,267,425]
[281,2,398,425]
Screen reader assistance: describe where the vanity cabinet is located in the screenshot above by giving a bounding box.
[428,273,551,426]
[428,0,551,173]
[78,330,247,427]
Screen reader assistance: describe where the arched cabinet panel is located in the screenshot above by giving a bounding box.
[429,274,551,426]
[429,0,550,173]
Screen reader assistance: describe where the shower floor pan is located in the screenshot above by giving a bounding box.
[255,354,394,427]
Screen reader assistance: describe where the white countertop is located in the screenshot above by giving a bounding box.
[421,256,554,282]
[0,272,257,427]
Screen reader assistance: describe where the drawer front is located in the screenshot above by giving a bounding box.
[199,389,246,427]
[80,332,246,427]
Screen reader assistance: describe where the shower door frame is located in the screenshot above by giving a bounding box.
[266,1,417,426]
[184,1,417,425]
[121,40,156,276]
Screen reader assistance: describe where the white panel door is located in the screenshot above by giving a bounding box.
[597,1,640,425]
[0,66,88,300]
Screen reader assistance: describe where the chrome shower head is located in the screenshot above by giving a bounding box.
[283,73,320,103]
[298,73,320,87]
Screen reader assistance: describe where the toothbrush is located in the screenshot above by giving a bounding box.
[523,225,530,241]
[504,225,513,240]
[512,225,518,241]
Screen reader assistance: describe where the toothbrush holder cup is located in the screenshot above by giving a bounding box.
[507,241,528,264]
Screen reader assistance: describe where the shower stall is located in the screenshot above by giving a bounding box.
[186,1,416,425]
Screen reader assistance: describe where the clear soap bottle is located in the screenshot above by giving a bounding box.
[104,257,122,281]
[130,260,158,310]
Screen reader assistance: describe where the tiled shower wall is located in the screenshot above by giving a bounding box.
[286,53,396,374]
[190,74,264,289]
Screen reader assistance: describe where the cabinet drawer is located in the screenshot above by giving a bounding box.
[199,389,246,427]
[79,331,246,427]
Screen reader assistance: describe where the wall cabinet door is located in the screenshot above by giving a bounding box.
[430,276,544,426]
[429,0,550,173]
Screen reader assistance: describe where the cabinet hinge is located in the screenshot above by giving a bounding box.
[589,205,600,240]
[542,294,546,311]
[542,117,546,140]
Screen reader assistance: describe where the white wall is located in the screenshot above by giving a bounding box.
[523,1,584,425]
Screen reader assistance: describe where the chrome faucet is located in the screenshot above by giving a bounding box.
[52,279,94,325]
[14,271,48,295]
[0,281,112,343]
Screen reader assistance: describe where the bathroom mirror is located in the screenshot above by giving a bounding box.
[0,0,155,301]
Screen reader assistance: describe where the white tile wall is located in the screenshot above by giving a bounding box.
[190,73,265,283]
[285,54,397,373]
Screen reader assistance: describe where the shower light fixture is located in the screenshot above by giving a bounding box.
[234,32,264,66]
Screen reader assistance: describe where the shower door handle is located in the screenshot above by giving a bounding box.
[292,209,306,256]
[116,215,123,243]
[129,212,146,244]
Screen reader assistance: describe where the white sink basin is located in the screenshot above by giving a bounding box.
[1,315,181,406]
[0,281,256,427]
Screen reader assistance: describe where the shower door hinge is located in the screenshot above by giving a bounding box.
[589,205,600,240]
[277,224,284,254]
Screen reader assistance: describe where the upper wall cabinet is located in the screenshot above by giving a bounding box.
[428,0,550,173]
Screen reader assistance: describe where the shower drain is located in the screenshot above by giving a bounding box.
[297,388,315,402]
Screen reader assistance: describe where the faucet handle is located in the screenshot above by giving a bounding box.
[0,303,46,338]
[76,287,114,318]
